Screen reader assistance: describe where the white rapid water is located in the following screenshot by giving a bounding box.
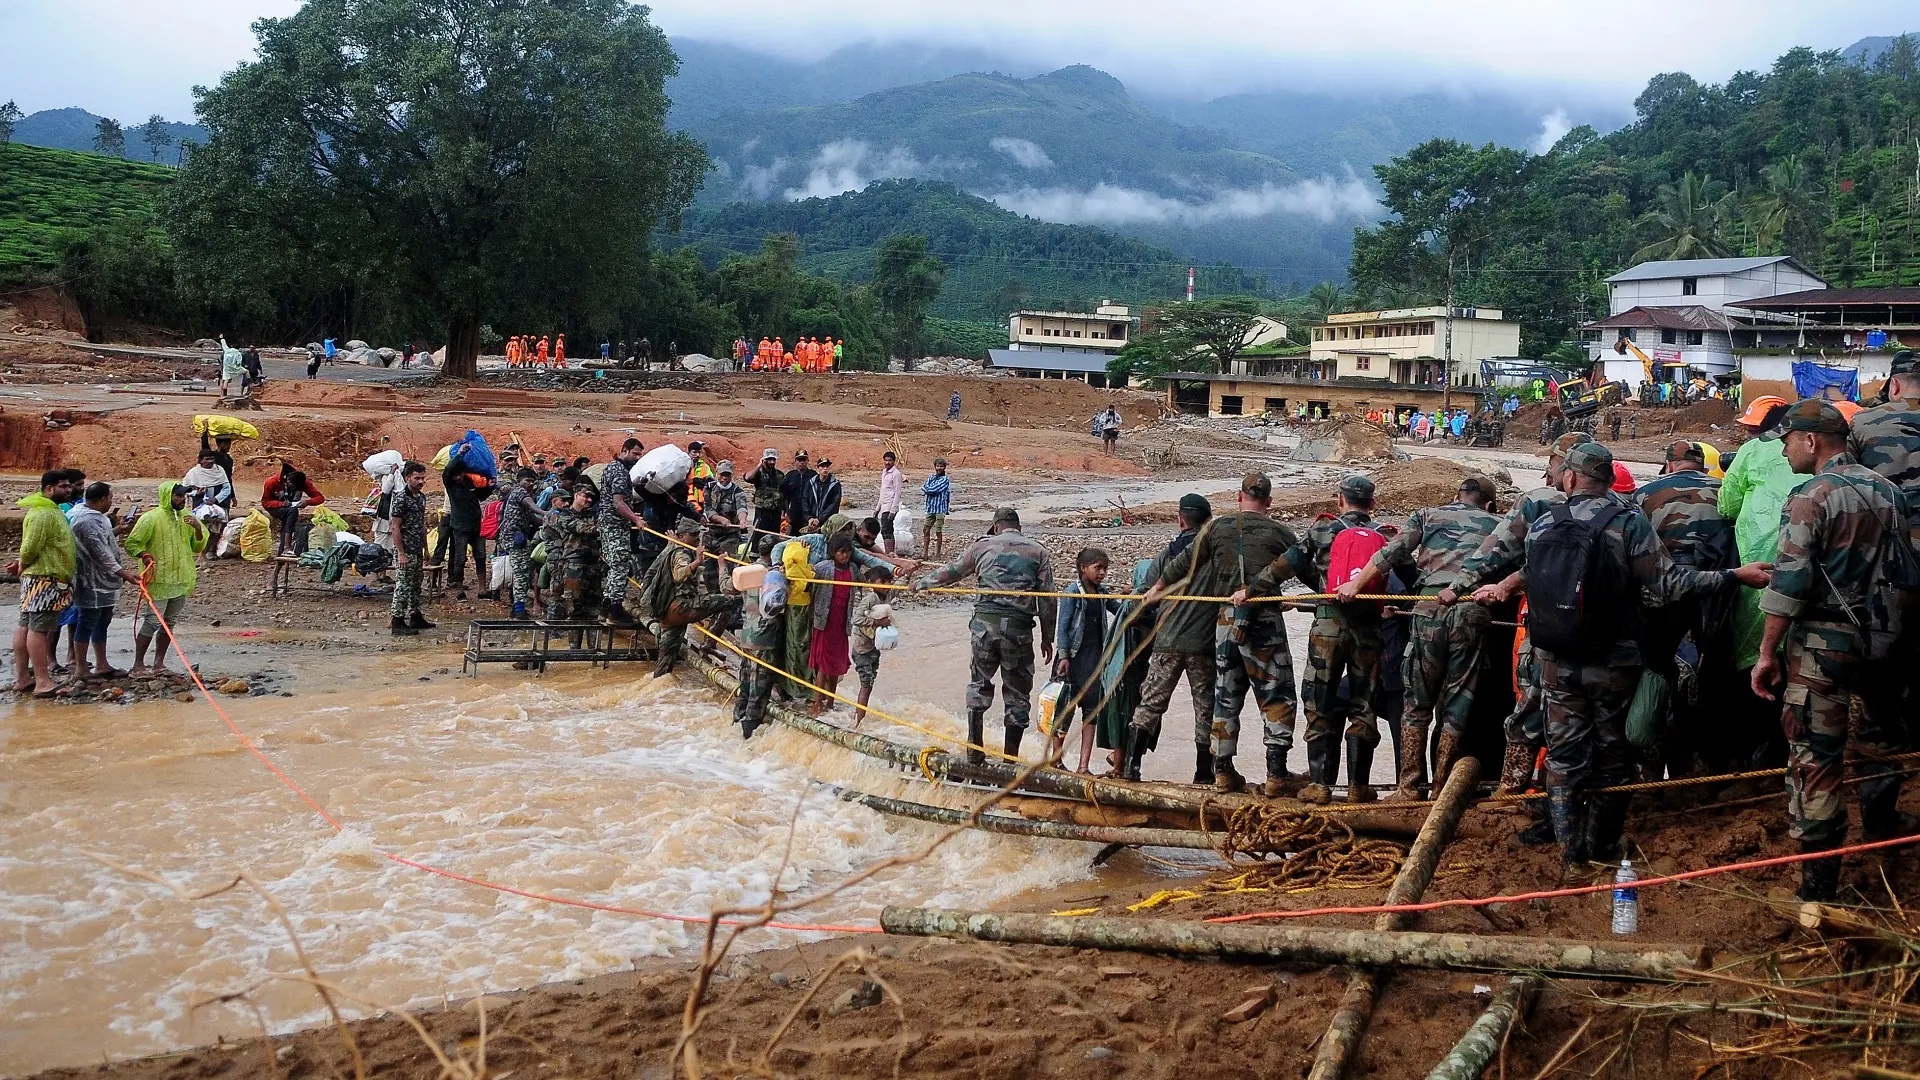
[0,669,1091,1073]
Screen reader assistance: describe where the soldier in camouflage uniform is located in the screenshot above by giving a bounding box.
[1449,442,1766,872]
[497,468,546,619]
[539,486,599,621]
[1336,475,1502,798]
[913,508,1056,763]
[651,518,740,678]
[1445,431,1593,842]
[1755,399,1918,901]
[599,439,646,625]
[1140,475,1299,794]
[389,462,431,635]
[1632,441,1734,771]
[1128,496,1219,784]
[1850,348,1920,707]
[1239,475,1384,804]
[734,537,785,739]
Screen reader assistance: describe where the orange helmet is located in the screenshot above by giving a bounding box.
[1833,400,1864,422]
[1736,395,1789,427]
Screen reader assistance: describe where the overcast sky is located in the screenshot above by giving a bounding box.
[2,0,1914,121]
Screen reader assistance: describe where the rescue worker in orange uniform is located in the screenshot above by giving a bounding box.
[554,334,566,368]
[536,336,551,366]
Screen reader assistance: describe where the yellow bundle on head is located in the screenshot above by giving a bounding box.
[782,542,814,606]
[192,415,261,440]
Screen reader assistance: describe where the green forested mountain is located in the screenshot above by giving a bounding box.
[665,39,1035,128]
[664,178,1275,320]
[1350,37,1920,359]
[12,108,206,163]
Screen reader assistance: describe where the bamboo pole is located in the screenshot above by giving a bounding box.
[875,907,1704,980]
[684,650,1420,836]
[1309,754,1482,1080]
[834,788,1218,850]
[1424,976,1538,1080]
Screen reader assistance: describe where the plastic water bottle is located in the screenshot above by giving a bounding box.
[1611,859,1639,935]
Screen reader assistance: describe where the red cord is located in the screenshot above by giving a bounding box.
[134,583,880,934]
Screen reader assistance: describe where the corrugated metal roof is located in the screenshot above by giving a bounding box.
[1728,288,1920,309]
[1583,306,1733,332]
[1606,256,1823,284]
[987,348,1113,374]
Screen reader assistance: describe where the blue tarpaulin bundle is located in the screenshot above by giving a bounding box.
[1792,360,1859,402]
[450,430,498,478]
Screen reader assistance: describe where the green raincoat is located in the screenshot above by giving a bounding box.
[124,480,208,600]
[1717,434,1811,669]
[16,492,75,580]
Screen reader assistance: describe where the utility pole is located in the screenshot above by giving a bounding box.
[1442,250,1455,414]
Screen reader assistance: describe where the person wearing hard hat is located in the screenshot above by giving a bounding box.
[1720,394,1810,678]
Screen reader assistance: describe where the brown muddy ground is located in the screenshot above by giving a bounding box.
[30,778,1920,1080]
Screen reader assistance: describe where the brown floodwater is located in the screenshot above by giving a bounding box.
[0,657,1102,1075]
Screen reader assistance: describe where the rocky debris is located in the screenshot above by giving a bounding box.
[1292,418,1396,463]
[889,355,999,376]
[1221,983,1276,1023]
[677,353,731,373]
[217,678,251,695]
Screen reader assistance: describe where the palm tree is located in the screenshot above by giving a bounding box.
[1744,156,1823,256]
[1303,280,1348,325]
[1631,172,1735,262]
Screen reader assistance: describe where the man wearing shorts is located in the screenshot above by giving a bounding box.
[11,470,77,695]
[875,450,903,554]
[922,457,951,560]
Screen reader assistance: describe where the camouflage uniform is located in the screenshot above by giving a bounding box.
[1371,501,1502,737]
[497,484,544,610]
[1248,504,1384,797]
[1153,511,1300,779]
[1632,465,1732,767]
[919,525,1056,748]
[1849,389,1920,707]
[598,458,637,611]
[735,577,785,738]
[389,486,427,622]
[1760,446,1913,860]
[539,509,598,621]
[652,535,738,677]
[1454,444,1738,865]
[1129,527,1219,781]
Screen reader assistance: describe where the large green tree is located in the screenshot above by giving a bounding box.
[1113,295,1267,379]
[168,0,706,376]
[869,233,947,362]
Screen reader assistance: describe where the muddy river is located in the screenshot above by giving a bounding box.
[0,662,1094,1074]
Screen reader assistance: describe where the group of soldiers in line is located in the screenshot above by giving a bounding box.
[904,351,1920,903]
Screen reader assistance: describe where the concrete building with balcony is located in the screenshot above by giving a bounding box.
[1723,287,1920,402]
[1581,256,1828,389]
[991,301,1137,386]
[1308,306,1521,386]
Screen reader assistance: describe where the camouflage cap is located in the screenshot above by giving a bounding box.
[1548,431,1593,459]
[992,507,1021,528]
[1891,349,1919,376]
[1239,472,1272,502]
[1458,474,1495,495]
[715,459,735,474]
[1779,398,1850,435]
[1563,441,1615,482]
[1338,474,1376,502]
[673,516,702,534]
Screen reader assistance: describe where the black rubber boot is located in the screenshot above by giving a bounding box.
[1003,724,1025,760]
[1585,792,1632,864]
[965,710,986,767]
[1192,741,1213,785]
[1262,745,1294,798]
[1515,802,1557,846]
[408,612,436,630]
[1548,786,1589,867]
[1345,733,1377,803]
[1797,840,1843,903]
[390,616,417,637]
[1859,763,1920,841]
[1300,736,1335,804]
[1123,727,1148,781]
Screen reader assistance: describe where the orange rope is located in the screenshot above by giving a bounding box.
[132,581,879,934]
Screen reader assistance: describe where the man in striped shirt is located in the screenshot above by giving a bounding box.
[922,457,952,560]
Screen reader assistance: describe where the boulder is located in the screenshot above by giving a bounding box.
[678,353,731,373]
[344,347,381,365]
[377,347,397,361]
[345,339,371,351]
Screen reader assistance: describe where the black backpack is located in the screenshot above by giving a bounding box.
[1526,502,1633,658]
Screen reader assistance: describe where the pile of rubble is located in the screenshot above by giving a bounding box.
[888,355,1001,376]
